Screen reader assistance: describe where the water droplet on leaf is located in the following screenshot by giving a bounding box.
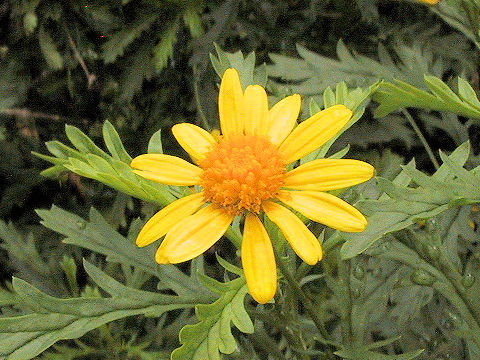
[353,265,365,280]
[410,269,435,286]
[462,273,475,288]
[351,287,362,298]
[426,244,440,260]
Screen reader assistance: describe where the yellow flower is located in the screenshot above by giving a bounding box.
[418,0,440,5]
[131,68,374,304]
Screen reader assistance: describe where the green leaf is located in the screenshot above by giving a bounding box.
[457,77,480,108]
[153,21,179,72]
[0,287,17,306]
[341,142,480,259]
[102,12,158,63]
[102,121,132,163]
[35,122,176,206]
[0,268,196,360]
[65,125,110,160]
[373,76,480,120]
[210,44,267,89]
[36,206,212,299]
[171,275,254,360]
[147,129,163,154]
[38,26,63,70]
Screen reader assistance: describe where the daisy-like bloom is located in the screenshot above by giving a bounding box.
[131,68,374,304]
[418,0,440,4]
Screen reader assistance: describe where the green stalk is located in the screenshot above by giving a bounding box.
[401,109,440,170]
[273,247,337,359]
[380,236,480,348]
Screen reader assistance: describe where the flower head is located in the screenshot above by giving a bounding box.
[418,0,440,4]
[131,68,374,304]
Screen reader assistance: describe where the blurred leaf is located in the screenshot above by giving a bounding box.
[268,39,443,96]
[0,220,67,296]
[118,39,156,101]
[102,12,158,63]
[0,59,30,109]
[38,26,63,70]
[335,347,423,360]
[210,44,267,88]
[153,21,179,72]
[183,6,204,38]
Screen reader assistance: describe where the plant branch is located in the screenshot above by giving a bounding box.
[402,108,440,170]
[273,248,337,359]
[63,23,97,89]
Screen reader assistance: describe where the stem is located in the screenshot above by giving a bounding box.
[193,66,210,131]
[323,233,344,253]
[0,108,66,121]
[401,108,440,170]
[250,308,310,360]
[379,236,480,348]
[248,328,288,360]
[63,23,97,89]
[337,260,354,346]
[273,248,337,359]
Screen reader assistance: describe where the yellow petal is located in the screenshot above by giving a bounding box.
[131,154,202,185]
[172,123,217,162]
[136,192,205,247]
[283,159,374,191]
[267,94,301,146]
[278,105,353,164]
[244,85,269,136]
[219,68,244,137]
[263,201,322,265]
[277,190,367,232]
[155,204,233,264]
[242,213,277,304]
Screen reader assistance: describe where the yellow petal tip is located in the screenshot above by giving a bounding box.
[155,251,170,264]
[248,286,276,304]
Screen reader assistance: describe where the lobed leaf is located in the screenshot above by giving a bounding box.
[0,264,197,360]
[36,205,212,299]
[171,274,253,360]
[341,142,480,259]
[373,76,480,120]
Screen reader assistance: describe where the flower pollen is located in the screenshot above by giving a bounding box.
[200,135,286,214]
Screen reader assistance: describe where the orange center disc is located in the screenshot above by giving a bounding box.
[199,135,286,214]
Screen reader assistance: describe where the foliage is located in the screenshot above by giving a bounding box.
[341,141,480,259]
[374,76,480,120]
[2,0,480,359]
[171,274,253,360]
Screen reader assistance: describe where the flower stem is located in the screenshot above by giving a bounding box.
[401,109,440,170]
[193,66,210,131]
[273,248,337,359]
